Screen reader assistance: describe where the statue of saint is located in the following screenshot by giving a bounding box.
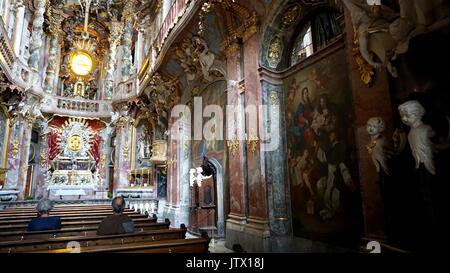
[398,100,436,175]
[138,127,152,160]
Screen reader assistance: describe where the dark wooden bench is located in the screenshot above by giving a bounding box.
[0,210,142,221]
[0,219,170,241]
[0,217,157,232]
[0,208,135,217]
[34,233,210,253]
[0,212,149,225]
[0,205,121,213]
[0,225,187,253]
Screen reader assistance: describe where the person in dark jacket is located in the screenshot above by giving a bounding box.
[27,198,62,232]
[97,196,135,235]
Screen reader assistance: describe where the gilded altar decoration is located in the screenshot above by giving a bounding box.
[70,52,94,76]
[59,118,93,158]
[247,130,259,155]
[10,137,20,159]
[68,135,83,151]
[282,5,301,29]
[267,36,283,69]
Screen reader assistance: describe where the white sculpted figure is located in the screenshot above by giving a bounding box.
[342,0,450,77]
[366,117,394,175]
[138,127,152,159]
[398,100,436,175]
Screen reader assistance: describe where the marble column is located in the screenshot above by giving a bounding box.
[113,119,132,193]
[261,81,293,252]
[121,1,135,82]
[176,121,191,228]
[35,126,49,199]
[27,0,46,72]
[5,121,24,190]
[16,121,33,199]
[225,47,247,223]
[44,10,63,94]
[105,21,122,99]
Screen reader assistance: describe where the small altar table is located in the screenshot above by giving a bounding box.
[47,184,96,200]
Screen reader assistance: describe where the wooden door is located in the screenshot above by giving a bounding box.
[24,165,34,198]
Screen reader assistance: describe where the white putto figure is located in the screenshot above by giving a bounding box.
[398,100,436,175]
[366,117,393,175]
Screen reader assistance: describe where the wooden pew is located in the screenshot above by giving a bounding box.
[0,210,143,221]
[0,205,121,213]
[0,225,187,253]
[0,219,170,241]
[0,212,149,225]
[0,208,135,217]
[0,217,157,232]
[34,233,210,253]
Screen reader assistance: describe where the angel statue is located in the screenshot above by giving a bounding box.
[398,100,436,175]
[366,117,394,176]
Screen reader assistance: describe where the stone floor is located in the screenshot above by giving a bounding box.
[186,233,234,253]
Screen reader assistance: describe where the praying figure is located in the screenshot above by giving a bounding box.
[366,117,394,176]
[398,100,436,175]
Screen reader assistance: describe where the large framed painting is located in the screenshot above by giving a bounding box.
[284,49,363,245]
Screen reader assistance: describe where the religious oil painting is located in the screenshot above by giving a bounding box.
[284,49,363,244]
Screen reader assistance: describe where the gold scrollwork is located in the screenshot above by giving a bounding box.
[227,133,239,157]
[352,26,374,86]
[40,151,47,168]
[123,143,129,159]
[281,5,301,29]
[11,138,20,159]
[247,130,259,155]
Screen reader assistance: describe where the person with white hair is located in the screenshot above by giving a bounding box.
[27,198,62,231]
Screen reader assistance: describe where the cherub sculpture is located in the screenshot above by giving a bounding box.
[398,100,436,175]
[366,117,394,175]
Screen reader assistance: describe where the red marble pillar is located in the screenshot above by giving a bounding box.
[244,33,268,227]
[226,44,247,222]
[343,8,394,240]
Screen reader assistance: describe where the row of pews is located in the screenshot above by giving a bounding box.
[0,204,210,253]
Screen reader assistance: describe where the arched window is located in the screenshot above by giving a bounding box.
[290,9,342,66]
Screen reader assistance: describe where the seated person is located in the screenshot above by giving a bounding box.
[27,198,62,232]
[97,196,135,235]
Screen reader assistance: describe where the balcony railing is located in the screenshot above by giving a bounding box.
[155,0,191,54]
[57,98,100,112]
[40,95,113,118]
[0,18,15,72]
[113,75,139,101]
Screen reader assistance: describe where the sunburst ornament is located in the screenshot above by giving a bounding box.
[58,117,93,158]
[70,51,93,76]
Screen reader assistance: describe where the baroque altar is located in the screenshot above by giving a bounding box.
[46,118,103,200]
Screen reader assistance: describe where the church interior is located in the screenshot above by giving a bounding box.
[0,0,450,254]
